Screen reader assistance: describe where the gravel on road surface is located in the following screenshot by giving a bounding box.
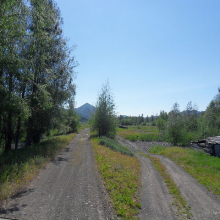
[156,155,220,220]
[117,137,177,219]
[0,129,115,220]
[118,136,220,220]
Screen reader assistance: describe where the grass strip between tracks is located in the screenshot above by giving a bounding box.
[149,145,220,198]
[139,152,193,219]
[91,137,141,219]
[0,133,76,201]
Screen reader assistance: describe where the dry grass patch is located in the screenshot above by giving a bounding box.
[91,138,141,219]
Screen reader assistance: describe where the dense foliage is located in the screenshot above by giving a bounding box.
[0,0,78,152]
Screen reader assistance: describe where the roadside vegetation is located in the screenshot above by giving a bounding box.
[0,133,76,201]
[117,89,220,147]
[91,137,141,219]
[90,81,117,138]
[149,145,220,198]
[99,136,134,157]
[90,83,142,219]
[0,0,79,153]
[139,152,193,218]
[0,0,80,201]
[117,126,161,141]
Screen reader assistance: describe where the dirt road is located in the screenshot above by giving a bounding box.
[118,137,220,220]
[0,129,114,220]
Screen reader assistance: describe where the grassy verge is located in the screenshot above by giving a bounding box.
[0,133,76,201]
[91,138,141,219]
[149,145,220,198]
[140,152,192,218]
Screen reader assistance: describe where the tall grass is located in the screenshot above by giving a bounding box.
[149,145,220,198]
[0,133,76,201]
[92,138,141,219]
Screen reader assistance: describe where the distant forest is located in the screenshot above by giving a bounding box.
[0,0,79,152]
[118,89,220,146]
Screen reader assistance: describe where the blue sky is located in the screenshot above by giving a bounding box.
[55,0,220,116]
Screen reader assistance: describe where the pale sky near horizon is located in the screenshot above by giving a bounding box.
[55,0,220,116]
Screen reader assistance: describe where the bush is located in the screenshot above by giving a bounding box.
[90,82,117,138]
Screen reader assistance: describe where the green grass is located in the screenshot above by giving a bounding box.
[117,126,161,141]
[79,122,90,131]
[149,145,220,198]
[91,137,141,219]
[141,152,192,219]
[98,136,134,157]
[0,133,76,201]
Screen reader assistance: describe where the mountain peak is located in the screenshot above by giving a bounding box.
[75,103,95,121]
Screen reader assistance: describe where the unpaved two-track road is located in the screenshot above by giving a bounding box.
[1,130,220,220]
[0,129,114,220]
[118,137,220,220]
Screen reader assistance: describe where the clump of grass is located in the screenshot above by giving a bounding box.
[98,136,134,157]
[144,153,193,219]
[149,146,220,198]
[0,133,76,201]
[92,138,141,219]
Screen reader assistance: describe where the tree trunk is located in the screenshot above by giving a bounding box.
[0,116,2,148]
[15,116,21,150]
[15,87,25,149]
[25,116,33,147]
[5,73,13,152]
[5,113,12,152]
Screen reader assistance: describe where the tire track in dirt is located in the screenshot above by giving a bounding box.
[137,154,176,219]
[0,129,115,220]
[155,155,220,220]
[118,136,220,220]
[117,137,177,219]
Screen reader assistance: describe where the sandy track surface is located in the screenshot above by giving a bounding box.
[137,154,176,219]
[0,129,114,220]
[118,137,220,220]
